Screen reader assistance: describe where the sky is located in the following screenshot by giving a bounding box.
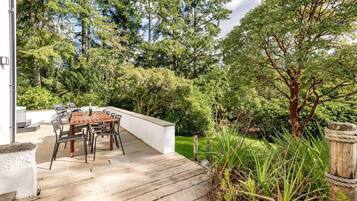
[219,0,261,38]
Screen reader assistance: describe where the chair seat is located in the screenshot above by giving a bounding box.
[58,134,86,143]
[96,131,119,137]
[90,124,111,133]
[62,129,84,135]
[69,108,81,112]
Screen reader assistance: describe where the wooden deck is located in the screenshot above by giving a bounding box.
[17,125,210,201]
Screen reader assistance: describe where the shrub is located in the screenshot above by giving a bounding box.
[72,92,105,107]
[17,87,61,110]
[211,129,328,200]
[110,66,214,136]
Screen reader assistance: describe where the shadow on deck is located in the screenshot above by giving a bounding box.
[17,125,210,201]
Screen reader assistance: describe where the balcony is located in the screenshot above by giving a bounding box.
[15,107,209,201]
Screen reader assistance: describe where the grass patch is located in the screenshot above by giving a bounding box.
[175,134,267,160]
[175,136,207,160]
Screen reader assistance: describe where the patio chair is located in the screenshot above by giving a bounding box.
[92,114,125,161]
[53,104,68,116]
[87,109,111,144]
[53,104,65,111]
[52,114,85,149]
[49,119,88,170]
[67,102,81,112]
[94,109,112,133]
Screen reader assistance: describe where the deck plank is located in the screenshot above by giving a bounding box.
[18,125,210,201]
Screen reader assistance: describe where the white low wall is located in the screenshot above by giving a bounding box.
[106,107,175,154]
[26,109,56,124]
[0,143,37,199]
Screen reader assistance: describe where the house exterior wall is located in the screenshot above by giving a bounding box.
[0,0,11,144]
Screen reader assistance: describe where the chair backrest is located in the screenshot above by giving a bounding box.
[114,115,121,132]
[67,102,76,108]
[51,119,61,141]
[53,104,65,110]
[105,111,111,115]
[54,104,68,115]
[110,112,116,117]
[52,114,68,132]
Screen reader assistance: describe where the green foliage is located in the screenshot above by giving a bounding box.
[137,0,231,78]
[223,0,357,136]
[17,87,60,110]
[211,130,329,200]
[316,101,357,124]
[212,129,252,170]
[110,66,214,135]
[194,67,229,126]
[61,92,106,107]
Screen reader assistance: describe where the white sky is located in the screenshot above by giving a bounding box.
[219,0,261,38]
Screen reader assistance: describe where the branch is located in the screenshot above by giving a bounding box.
[297,77,323,113]
[319,81,351,99]
[272,35,288,56]
[321,90,357,103]
[263,45,290,86]
[301,80,320,129]
[259,75,290,99]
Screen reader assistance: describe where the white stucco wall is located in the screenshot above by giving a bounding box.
[0,147,37,198]
[0,0,11,144]
[26,110,56,124]
[106,107,175,154]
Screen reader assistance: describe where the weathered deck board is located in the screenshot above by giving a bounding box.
[17,125,210,201]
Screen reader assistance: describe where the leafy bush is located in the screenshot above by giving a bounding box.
[17,87,61,110]
[194,67,229,127]
[211,129,328,200]
[110,66,214,136]
[315,101,357,124]
[61,92,106,107]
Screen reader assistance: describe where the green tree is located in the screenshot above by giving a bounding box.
[17,0,76,88]
[223,0,357,137]
[138,0,231,78]
[98,0,143,62]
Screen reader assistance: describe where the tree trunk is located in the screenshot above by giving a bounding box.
[289,80,301,138]
[81,0,87,54]
[148,0,152,43]
[33,62,41,87]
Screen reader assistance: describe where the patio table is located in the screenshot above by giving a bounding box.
[69,111,116,157]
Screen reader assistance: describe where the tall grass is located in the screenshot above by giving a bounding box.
[211,129,328,200]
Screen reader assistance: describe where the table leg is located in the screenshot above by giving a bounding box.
[70,125,75,157]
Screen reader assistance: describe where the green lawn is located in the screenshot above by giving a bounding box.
[175,136,207,160]
[175,135,268,160]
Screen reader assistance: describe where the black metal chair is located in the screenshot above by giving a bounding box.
[53,104,69,116]
[87,109,111,146]
[49,119,88,170]
[92,115,125,161]
[67,102,81,112]
[52,114,85,149]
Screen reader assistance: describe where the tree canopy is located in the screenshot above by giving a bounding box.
[223,0,357,137]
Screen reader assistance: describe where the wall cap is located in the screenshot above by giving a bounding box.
[106,106,175,127]
[0,143,36,154]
